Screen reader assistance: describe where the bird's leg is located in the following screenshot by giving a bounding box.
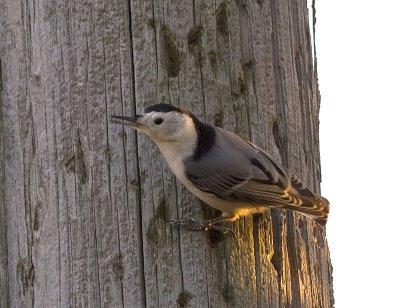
[203,215,237,237]
[169,216,237,237]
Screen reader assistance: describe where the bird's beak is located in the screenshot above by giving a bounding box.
[109,115,143,127]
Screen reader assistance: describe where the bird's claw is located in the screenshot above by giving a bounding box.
[168,217,237,238]
[203,224,237,238]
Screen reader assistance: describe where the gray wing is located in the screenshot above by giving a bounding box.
[185,128,291,205]
[185,128,329,223]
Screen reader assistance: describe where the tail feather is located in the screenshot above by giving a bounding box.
[287,194,330,225]
[288,175,330,225]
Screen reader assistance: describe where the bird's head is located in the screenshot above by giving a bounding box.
[110,104,197,143]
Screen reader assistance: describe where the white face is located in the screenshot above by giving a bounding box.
[135,111,190,141]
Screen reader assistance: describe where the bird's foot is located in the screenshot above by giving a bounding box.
[169,217,237,238]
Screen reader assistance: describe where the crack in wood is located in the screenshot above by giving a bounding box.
[62,132,87,184]
[16,259,35,295]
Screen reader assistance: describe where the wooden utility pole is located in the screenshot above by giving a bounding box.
[0,0,333,307]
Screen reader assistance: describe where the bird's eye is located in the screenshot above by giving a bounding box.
[154,118,164,125]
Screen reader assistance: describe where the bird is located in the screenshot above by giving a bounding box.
[110,103,329,233]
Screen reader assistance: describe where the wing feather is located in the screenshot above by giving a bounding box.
[184,128,329,224]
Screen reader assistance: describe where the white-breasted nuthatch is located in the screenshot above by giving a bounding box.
[110,104,329,231]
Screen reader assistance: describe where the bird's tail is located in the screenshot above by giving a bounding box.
[287,176,330,225]
[293,195,330,225]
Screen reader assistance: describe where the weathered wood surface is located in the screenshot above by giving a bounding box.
[0,55,9,308]
[0,0,333,307]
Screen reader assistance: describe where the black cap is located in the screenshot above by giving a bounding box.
[144,103,183,114]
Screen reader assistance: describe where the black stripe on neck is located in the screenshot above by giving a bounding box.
[190,115,216,161]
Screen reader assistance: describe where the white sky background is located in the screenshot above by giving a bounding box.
[314,1,400,307]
